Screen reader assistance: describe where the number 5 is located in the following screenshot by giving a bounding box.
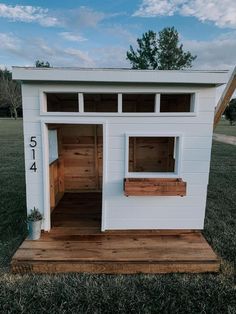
[30,136,37,148]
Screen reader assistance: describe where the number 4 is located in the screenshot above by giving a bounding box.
[30,162,37,172]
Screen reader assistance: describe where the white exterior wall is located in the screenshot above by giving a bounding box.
[21,82,217,231]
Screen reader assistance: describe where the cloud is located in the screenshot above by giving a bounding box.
[0,31,128,68]
[91,46,129,68]
[59,32,87,42]
[0,4,124,31]
[184,32,236,69]
[62,6,106,29]
[63,48,94,66]
[133,0,236,28]
[2,29,234,70]
[0,32,21,52]
[134,0,177,17]
[0,3,59,27]
[0,32,95,67]
[104,25,137,45]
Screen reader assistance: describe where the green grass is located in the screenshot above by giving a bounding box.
[0,119,236,313]
[0,119,27,267]
[214,119,236,136]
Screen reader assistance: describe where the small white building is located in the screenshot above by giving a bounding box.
[13,67,229,232]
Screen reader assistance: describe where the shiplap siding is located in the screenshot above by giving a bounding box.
[21,82,217,231]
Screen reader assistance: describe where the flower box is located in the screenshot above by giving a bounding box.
[124,178,186,197]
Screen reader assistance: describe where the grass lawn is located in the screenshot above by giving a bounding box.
[214,118,236,137]
[0,119,235,313]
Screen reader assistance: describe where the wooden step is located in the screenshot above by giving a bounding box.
[11,260,219,274]
[11,193,219,274]
[11,232,220,274]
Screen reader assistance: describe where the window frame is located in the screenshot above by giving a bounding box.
[83,93,119,113]
[39,87,198,116]
[159,92,196,114]
[121,93,157,113]
[125,133,183,178]
[45,92,79,113]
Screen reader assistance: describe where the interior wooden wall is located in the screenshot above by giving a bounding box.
[84,94,117,112]
[160,94,191,112]
[122,94,155,112]
[129,137,175,172]
[47,93,78,112]
[60,125,103,191]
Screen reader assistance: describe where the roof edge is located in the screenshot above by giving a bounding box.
[12,67,230,85]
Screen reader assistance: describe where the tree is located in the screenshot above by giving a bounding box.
[126,27,196,70]
[224,99,236,125]
[35,60,51,68]
[0,71,22,119]
[127,30,158,69]
[0,68,12,80]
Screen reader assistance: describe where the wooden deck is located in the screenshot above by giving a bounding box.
[11,193,220,274]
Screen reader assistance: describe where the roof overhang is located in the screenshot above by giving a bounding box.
[12,67,229,86]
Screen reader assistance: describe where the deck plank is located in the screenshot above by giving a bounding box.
[11,193,220,274]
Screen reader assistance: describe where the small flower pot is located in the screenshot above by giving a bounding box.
[28,220,42,240]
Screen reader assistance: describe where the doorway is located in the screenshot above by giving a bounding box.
[48,124,103,231]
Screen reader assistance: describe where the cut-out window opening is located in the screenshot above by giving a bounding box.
[160,94,194,112]
[46,93,78,112]
[84,94,118,112]
[122,94,155,112]
[48,129,58,164]
[45,92,195,114]
[128,136,177,173]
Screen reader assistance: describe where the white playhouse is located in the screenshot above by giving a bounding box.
[12,67,229,233]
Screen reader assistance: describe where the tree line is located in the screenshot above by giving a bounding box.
[0,69,22,119]
[0,60,51,119]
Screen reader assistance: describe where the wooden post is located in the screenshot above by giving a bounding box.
[57,128,65,196]
[94,125,99,190]
[214,66,236,127]
[50,163,55,210]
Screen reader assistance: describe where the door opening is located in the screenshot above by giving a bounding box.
[48,124,103,232]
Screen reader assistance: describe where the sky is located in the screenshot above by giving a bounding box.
[0,0,236,70]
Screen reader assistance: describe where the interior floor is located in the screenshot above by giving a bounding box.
[51,192,102,231]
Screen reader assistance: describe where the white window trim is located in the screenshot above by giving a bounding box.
[48,129,58,164]
[118,93,122,113]
[155,94,160,113]
[125,132,183,178]
[39,87,199,116]
[158,92,198,115]
[78,93,84,112]
[40,90,80,114]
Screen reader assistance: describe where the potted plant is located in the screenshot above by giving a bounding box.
[27,207,43,240]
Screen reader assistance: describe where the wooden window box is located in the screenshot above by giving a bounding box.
[124,178,186,197]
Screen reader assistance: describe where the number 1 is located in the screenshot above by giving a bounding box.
[32,149,35,160]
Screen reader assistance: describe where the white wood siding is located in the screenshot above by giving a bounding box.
[21,83,216,230]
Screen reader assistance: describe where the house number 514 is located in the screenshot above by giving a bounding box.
[29,136,37,172]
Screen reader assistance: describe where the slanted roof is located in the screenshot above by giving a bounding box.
[12,67,229,86]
